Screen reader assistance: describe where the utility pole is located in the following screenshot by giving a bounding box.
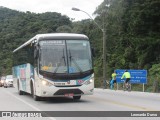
[72,7,108,89]
[103,29,106,89]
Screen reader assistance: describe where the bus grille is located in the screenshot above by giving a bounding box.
[55,85,81,87]
[54,89,84,95]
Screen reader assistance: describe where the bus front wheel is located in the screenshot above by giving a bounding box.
[17,81,23,95]
[33,94,40,101]
[19,90,23,95]
[73,96,81,100]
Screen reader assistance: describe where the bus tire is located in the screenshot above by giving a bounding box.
[34,95,41,101]
[19,90,23,95]
[73,96,81,100]
[17,81,23,95]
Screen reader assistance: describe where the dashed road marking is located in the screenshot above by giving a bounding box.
[4,90,56,120]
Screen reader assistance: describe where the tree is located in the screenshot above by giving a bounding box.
[0,7,71,75]
[56,25,72,33]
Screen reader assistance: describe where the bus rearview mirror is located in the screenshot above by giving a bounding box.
[34,47,39,59]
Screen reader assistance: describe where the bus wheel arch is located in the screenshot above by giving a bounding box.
[30,80,40,101]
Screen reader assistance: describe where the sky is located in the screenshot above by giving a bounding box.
[0,0,103,21]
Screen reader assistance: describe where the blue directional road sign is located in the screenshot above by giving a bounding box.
[116,70,147,84]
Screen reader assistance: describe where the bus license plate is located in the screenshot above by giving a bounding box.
[54,82,65,86]
[65,93,74,96]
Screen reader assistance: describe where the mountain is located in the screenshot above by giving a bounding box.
[0,6,71,75]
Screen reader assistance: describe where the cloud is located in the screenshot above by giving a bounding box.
[0,0,103,20]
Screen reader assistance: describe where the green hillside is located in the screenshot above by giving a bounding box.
[0,6,71,75]
[0,0,160,92]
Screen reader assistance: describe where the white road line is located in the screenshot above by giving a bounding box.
[5,90,56,120]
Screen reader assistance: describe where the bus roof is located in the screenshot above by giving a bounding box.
[13,33,89,53]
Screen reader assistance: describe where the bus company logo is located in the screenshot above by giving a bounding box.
[2,112,12,117]
[78,80,83,84]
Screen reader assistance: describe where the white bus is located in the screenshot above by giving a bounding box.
[13,33,94,101]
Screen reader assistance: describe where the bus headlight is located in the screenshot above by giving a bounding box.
[42,80,47,85]
[84,78,94,85]
[41,80,53,86]
[90,79,93,83]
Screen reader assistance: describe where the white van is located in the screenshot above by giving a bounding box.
[4,75,13,88]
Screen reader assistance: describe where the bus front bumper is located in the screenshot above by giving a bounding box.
[38,83,94,97]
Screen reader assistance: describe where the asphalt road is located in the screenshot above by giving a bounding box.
[0,87,159,120]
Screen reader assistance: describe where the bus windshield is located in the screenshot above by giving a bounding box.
[39,40,92,74]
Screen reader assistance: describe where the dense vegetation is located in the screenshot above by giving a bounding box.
[71,0,160,91]
[94,0,160,91]
[0,0,160,92]
[0,6,71,75]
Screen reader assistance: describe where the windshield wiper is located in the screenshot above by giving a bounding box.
[69,49,83,73]
[54,49,66,73]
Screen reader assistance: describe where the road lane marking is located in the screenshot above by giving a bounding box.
[88,95,158,111]
[4,90,56,120]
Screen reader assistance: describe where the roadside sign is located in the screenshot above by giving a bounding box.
[116,70,147,84]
